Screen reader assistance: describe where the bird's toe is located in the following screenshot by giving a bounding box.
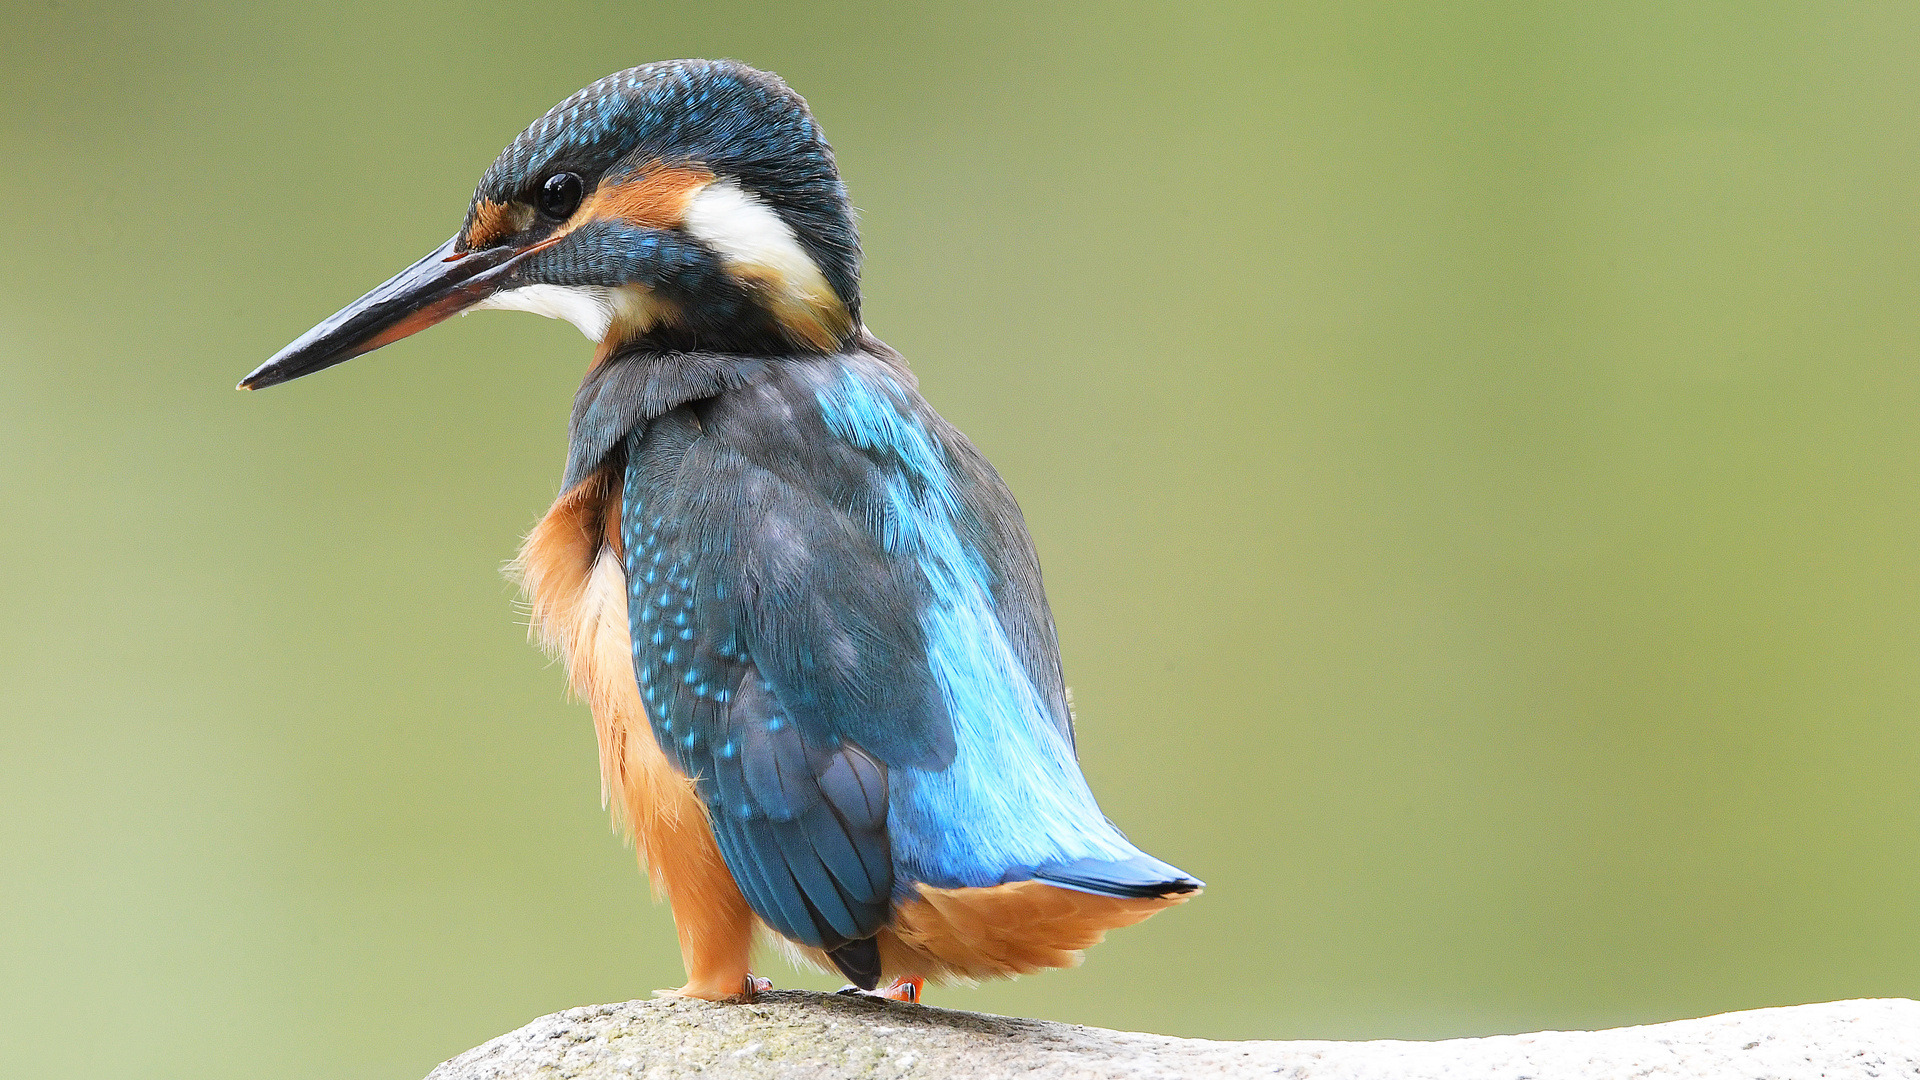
[658,971,773,1003]
[834,977,923,1004]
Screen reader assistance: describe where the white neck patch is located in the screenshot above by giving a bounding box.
[682,180,821,285]
[682,179,849,349]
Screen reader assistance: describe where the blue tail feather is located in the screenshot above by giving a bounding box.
[1032,853,1203,899]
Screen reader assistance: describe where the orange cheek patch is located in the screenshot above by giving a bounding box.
[464,199,532,250]
[580,165,715,231]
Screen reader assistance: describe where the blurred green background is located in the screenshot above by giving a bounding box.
[4,1,1919,1076]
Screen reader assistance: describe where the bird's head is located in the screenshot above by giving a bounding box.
[240,60,860,390]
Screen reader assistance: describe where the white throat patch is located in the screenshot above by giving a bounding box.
[468,283,620,342]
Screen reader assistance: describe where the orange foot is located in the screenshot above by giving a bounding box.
[666,973,774,1002]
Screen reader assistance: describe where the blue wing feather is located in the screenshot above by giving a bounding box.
[622,408,901,949]
[810,359,1199,896]
[616,347,1198,956]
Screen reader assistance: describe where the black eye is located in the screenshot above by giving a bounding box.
[538,172,583,219]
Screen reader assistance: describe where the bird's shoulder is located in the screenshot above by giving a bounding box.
[688,338,1075,751]
[620,342,952,771]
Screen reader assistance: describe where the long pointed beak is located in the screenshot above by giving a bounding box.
[238,235,543,390]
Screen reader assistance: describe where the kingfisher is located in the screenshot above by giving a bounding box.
[241,60,1199,1004]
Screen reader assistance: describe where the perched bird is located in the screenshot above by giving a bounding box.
[241,59,1199,1003]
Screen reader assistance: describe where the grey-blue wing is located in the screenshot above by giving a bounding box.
[619,355,1196,968]
[619,400,944,957]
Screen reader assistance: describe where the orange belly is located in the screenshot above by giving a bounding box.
[513,470,1191,996]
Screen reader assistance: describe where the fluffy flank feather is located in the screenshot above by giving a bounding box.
[512,471,757,1000]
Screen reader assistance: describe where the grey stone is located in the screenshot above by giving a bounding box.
[425,992,1919,1080]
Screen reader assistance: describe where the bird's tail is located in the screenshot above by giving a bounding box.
[1032,853,1203,899]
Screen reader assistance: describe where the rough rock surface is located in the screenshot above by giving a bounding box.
[425,992,1918,1080]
